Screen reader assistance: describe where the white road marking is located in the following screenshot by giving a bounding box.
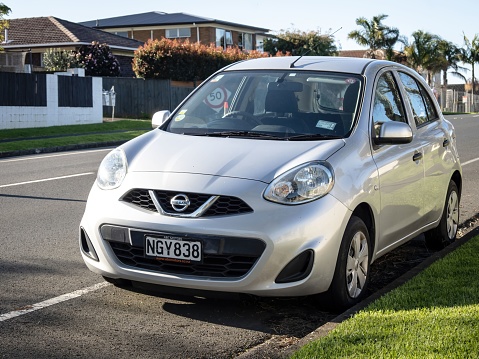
[0,282,111,322]
[0,172,94,188]
[0,148,111,163]
[462,157,479,166]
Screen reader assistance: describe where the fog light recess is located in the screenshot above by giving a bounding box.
[275,250,314,284]
[80,227,99,261]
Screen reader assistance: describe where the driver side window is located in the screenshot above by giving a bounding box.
[372,71,407,137]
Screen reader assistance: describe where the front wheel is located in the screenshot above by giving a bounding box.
[424,180,460,249]
[322,216,371,310]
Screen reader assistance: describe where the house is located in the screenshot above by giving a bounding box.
[1,16,144,76]
[79,11,270,52]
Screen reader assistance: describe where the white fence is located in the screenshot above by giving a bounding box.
[441,89,479,113]
[0,71,102,130]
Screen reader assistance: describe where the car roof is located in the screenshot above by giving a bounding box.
[224,56,377,74]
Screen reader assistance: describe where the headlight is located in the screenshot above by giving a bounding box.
[264,162,334,204]
[97,148,128,190]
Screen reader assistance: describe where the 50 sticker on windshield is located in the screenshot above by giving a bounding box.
[204,86,232,111]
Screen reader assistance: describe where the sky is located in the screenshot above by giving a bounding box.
[5,0,479,83]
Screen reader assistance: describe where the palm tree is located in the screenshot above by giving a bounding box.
[403,30,442,86]
[437,40,466,109]
[348,14,400,59]
[460,33,479,112]
[438,41,466,85]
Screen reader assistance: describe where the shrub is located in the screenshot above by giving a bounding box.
[42,48,73,72]
[133,38,267,80]
[71,42,121,77]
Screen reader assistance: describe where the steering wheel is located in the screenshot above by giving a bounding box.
[223,111,262,126]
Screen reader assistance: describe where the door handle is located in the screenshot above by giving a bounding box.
[443,139,450,147]
[413,152,423,161]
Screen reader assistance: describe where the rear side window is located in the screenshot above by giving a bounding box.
[398,72,439,126]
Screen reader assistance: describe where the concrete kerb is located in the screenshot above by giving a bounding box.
[0,141,127,159]
[238,221,479,359]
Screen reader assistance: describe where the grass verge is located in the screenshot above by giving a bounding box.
[291,235,479,359]
[0,120,151,153]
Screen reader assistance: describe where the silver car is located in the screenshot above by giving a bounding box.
[80,56,462,309]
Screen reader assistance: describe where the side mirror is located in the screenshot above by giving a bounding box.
[152,110,171,128]
[374,121,413,145]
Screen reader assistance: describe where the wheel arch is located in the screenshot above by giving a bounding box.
[451,170,462,198]
[351,203,375,254]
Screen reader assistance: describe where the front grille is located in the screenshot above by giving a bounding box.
[122,189,156,211]
[155,191,211,215]
[105,228,266,278]
[110,242,260,278]
[121,189,253,217]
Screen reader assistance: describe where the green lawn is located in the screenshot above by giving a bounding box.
[292,235,479,359]
[0,120,152,153]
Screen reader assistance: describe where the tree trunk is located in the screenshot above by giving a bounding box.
[441,69,448,110]
[472,65,475,112]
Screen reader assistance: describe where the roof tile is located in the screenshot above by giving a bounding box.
[4,16,143,49]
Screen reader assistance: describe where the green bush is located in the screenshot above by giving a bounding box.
[42,48,72,72]
[132,38,266,81]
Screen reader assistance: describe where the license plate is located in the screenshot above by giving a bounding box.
[145,235,202,263]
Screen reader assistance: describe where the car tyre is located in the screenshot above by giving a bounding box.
[424,180,460,250]
[321,216,371,311]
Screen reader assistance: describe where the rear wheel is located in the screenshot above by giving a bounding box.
[425,180,460,249]
[322,216,371,310]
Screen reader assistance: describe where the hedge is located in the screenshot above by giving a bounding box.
[132,38,267,81]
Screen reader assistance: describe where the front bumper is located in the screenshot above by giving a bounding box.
[79,171,351,297]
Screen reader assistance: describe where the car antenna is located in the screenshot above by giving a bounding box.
[290,27,342,68]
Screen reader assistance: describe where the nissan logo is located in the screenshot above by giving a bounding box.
[170,194,191,212]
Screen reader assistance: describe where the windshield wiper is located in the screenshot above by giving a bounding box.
[286,133,342,141]
[195,131,285,139]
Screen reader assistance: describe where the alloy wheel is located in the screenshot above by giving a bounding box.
[346,231,369,298]
[446,190,459,240]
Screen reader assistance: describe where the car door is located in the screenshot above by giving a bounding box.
[396,71,452,224]
[370,70,426,255]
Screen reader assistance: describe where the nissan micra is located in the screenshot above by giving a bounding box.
[80,56,462,309]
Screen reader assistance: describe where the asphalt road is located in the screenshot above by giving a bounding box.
[1,114,478,358]
[448,114,479,221]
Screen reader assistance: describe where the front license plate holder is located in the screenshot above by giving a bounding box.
[144,235,202,264]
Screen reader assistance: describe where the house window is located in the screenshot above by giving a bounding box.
[239,33,253,51]
[166,28,191,38]
[114,31,129,38]
[216,28,233,49]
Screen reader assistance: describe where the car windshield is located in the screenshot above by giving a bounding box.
[166,70,363,140]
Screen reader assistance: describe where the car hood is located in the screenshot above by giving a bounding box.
[125,130,345,183]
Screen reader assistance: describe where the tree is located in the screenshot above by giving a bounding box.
[438,40,465,86]
[403,30,442,86]
[460,33,479,111]
[436,40,466,109]
[0,2,11,49]
[347,14,399,59]
[71,42,120,77]
[263,29,338,56]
